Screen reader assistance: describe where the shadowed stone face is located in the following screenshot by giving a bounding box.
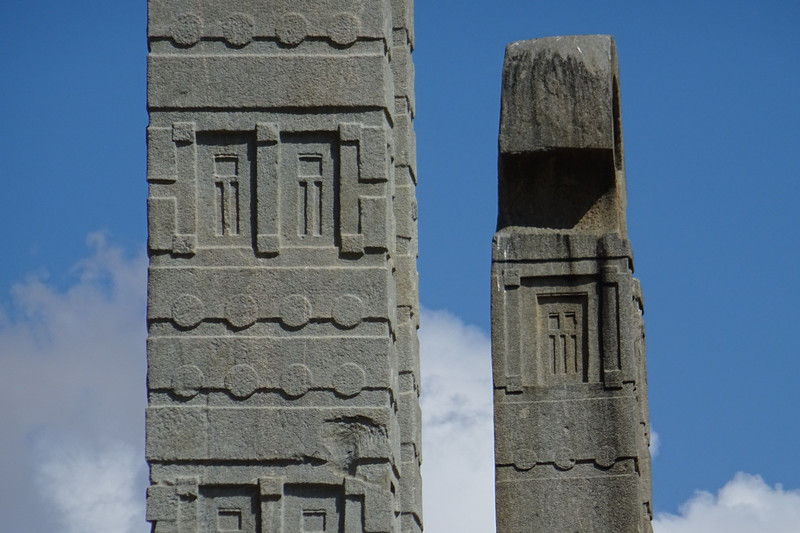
[498,148,617,232]
[145,2,421,532]
[492,35,653,533]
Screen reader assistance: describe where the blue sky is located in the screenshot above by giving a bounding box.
[1,1,799,532]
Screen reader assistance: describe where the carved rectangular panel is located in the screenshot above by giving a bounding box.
[147,406,393,462]
[285,485,343,533]
[148,56,390,110]
[496,474,641,533]
[147,126,177,181]
[538,295,587,383]
[280,134,339,248]
[513,281,599,387]
[148,197,177,250]
[200,486,259,533]
[197,133,254,248]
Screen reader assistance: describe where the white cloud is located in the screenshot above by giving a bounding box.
[37,443,145,533]
[419,308,496,533]
[650,430,661,458]
[4,241,800,533]
[0,233,148,532]
[653,473,800,533]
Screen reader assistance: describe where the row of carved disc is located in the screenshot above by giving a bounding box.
[172,362,366,400]
[512,445,618,471]
[170,12,362,48]
[171,293,364,330]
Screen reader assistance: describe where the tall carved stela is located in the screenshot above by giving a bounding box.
[145,2,421,532]
[492,36,653,532]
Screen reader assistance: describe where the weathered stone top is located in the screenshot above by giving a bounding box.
[496,35,627,237]
[499,35,620,154]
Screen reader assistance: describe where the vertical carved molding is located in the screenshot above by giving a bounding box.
[255,122,281,255]
[338,123,363,254]
[172,122,198,255]
[601,266,623,389]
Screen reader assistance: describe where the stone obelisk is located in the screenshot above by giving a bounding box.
[145,1,421,532]
[491,35,653,532]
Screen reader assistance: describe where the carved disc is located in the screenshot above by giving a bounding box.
[332,363,366,397]
[222,13,255,47]
[281,295,312,328]
[332,294,364,329]
[329,13,360,46]
[225,294,259,329]
[595,445,617,468]
[225,364,260,399]
[277,12,308,46]
[171,13,203,47]
[281,364,312,398]
[172,365,204,399]
[555,447,576,471]
[172,294,205,328]
[513,448,538,471]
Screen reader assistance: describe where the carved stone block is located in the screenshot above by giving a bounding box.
[492,35,652,533]
[146,1,419,531]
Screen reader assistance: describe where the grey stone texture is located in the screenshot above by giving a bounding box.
[492,36,653,533]
[146,1,420,532]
